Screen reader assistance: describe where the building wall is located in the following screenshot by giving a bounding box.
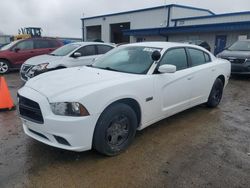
[82,5,213,42]
[175,14,250,26]
[83,7,168,42]
[169,6,212,26]
[0,35,11,45]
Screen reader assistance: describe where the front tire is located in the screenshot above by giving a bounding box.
[93,103,138,156]
[206,78,224,108]
[0,60,10,74]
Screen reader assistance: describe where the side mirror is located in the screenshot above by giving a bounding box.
[158,64,176,73]
[14,48,20,52]
[151,50,161,61]
[73,52,81,58]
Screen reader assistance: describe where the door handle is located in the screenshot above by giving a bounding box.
[187,76,194,80]
[211,68,216,72]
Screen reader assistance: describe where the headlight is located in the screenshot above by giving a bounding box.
[27,63,49,77]
[50,102,89,116]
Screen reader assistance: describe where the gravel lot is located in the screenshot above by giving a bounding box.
[0,72,250,188]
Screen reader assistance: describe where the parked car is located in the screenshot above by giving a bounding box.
[0,38,62,74]
[18,42,230,156]
[20,42,114,81]
[217,40,250,75]
[182,40,211,51]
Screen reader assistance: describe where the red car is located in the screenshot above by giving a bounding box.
[0,38,63,74]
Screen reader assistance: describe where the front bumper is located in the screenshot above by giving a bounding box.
[18,86,100,152]
[231,62,250,75]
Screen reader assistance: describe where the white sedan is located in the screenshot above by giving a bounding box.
[20,42,114,81]
[18,42,231,156]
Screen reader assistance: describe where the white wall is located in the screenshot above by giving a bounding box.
[169,6,212,27]
[84,7,168,42]
[175,14,250,26]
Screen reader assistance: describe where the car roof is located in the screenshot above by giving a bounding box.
[122,42,206,50]
[70,42,114,46]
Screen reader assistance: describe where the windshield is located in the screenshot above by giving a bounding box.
[0,40,19,51]
[228,41,250,51]
[92,46,162,74]
[50,43,81,56]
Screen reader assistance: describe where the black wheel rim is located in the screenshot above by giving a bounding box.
[213,86,222,104]
[105,115,130,147]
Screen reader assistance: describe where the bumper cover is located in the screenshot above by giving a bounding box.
[18,86,100,152]
[231,62,250,75]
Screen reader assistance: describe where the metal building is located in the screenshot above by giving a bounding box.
[81,4,250,54]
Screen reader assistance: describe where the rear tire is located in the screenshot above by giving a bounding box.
[93,103,137,156]
[206,78,224,108]
[0,60,10,74]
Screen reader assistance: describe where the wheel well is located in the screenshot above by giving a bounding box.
[108,98,141,127]
[217,75,225,86]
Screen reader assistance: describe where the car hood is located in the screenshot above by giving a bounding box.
[218,50,250,59]
[25,66,136,100]
[24,54,64,66]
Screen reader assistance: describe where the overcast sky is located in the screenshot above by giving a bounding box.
[1,0,250,38]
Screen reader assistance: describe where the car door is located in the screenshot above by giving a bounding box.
[9,40,35,67]
[67,45,97,67]
[154,47,193,118]
[186,48,217,106]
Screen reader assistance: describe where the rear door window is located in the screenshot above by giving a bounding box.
[97,45,113,54]
[188,48,206,66]
[204,52,211,62]
[34,40,50,49]
[160,48,188,71]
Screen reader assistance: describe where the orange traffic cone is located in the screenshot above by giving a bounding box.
[0,76,15,111]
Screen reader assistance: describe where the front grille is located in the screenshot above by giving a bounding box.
[18,94,44,124]
[225,58,246,64]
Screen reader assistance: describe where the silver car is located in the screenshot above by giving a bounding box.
[20,42,114,81]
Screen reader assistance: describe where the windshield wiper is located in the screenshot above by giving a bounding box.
[95,66,119,72]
